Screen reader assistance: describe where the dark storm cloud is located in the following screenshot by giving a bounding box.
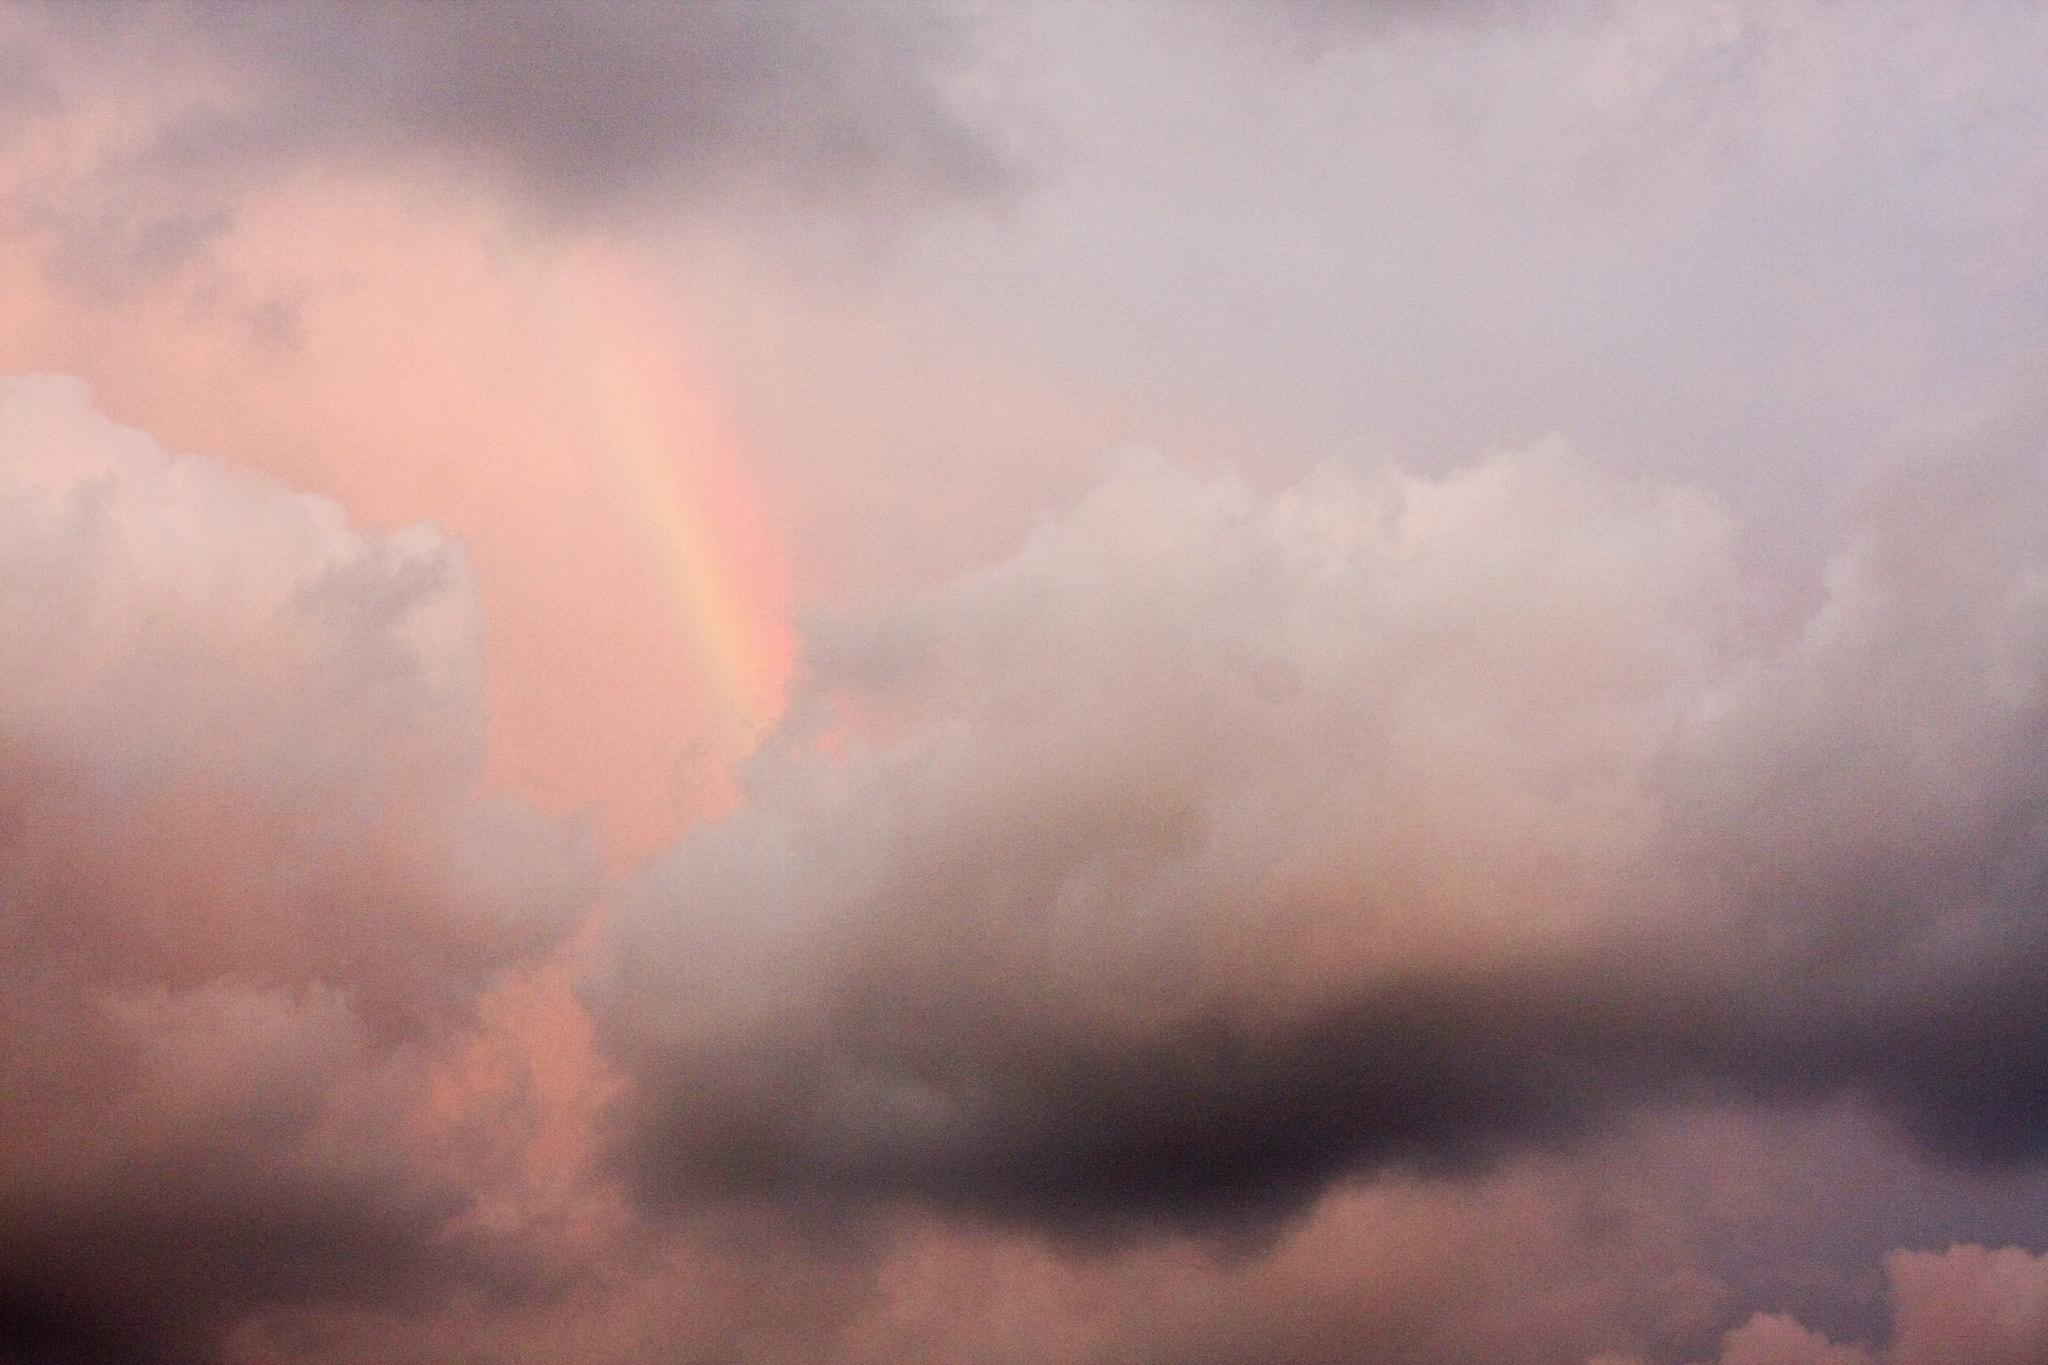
[0,377,595,1362]
[0,0,1015,301]
[0,1159,468,1365]
[593,438,2048,1234]
[6,0,1011,216]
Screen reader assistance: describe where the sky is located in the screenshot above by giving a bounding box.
[5,2,2048,1362]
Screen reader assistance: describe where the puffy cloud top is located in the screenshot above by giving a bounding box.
[596,439,2048,1229]
[0,375,593,1362]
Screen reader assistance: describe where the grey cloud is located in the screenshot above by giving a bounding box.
[4,0,1012,239]
[1628,1243,2048,1365]
[0,1158,469,1365]
[0,376,595,1362]
[593,437,2048,1234]
[206,1109,2048,1365]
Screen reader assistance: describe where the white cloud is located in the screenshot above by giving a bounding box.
[0,374,595,1356]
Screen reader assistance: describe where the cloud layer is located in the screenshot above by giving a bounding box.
[2,1,1008,217]
[5,3,2048,1361]
[1634,1244,2048,1365]
[7,388,2048,1363]
[596,437,2048,1230]
[0,376,593,1361]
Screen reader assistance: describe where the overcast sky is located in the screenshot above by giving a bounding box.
[6,4,2048,1363]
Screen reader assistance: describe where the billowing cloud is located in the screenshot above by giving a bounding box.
[153,1105,2048,1364]
[1601,1244,2048,1365]
[6,2,2048,1360]
[0,376,594,1361]
[595,437,2048,1230]
[1886,1245,2048,1365]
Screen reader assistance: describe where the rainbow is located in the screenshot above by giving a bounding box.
[538,252,792,757]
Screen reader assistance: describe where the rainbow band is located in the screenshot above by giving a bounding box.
[541,254,791,754]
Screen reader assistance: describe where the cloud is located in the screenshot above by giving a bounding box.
[192,1115,1731,1364]
[0,375,594,1361]
[5,6,2048,1357]
[8,370,2037,1365]
[1,0,1012,270]
[1695,1315,1878,1365]
[145,1105,2048,1364]
[1887,1245,2048,1365]
[594,436,2048,1232]
[1607,1244,2048,1365]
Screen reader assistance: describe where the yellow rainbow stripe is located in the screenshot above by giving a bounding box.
[541,254,792,754]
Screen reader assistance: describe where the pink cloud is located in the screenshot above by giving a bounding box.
[1614,1246,2048,1365]
[0,375,595,1357]
[1890,1245,2048,1365]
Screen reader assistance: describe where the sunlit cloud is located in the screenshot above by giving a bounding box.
[5,3,2048,1362]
